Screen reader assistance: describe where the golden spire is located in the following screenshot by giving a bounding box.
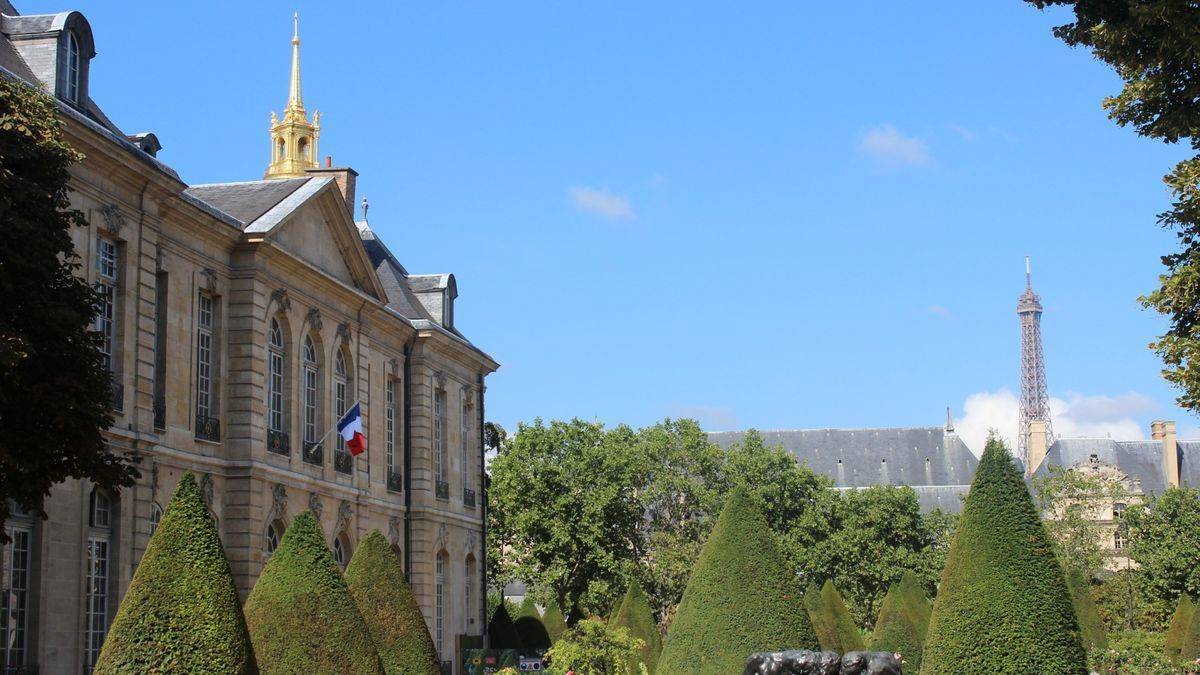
[265,11,319,179]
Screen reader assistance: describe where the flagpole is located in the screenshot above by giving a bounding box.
[314,400,362,449]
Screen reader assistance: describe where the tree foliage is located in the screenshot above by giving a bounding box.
[94,474,255,674]
[0,72,138,542]
[1165,593,1194,663]
[1064,565,1108,656]
[870,571,931,673]
[244,511,383,674]
[1023,0,1200,410]
[344,531,439,675]
[542,600,568,643]
[545,619,642,675]
[921,436,1087,674]
[1126,487,1200,616]
[609,582,661,675]
[657,489,817,675]
[1033,463,1132,581]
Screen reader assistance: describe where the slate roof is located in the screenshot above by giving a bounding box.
[1032,437,1200,495]
[358,222,435,323]
[184,179,311,227]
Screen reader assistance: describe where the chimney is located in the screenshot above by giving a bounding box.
[306,162,359,221]
[1156,420,1180,488]
[1027,419,1049,477]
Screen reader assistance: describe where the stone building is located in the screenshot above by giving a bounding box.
[0,5,497,673]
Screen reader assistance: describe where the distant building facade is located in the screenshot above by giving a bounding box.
[0,5,496,673]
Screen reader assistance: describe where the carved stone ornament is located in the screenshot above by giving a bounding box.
[306,308,323,333]
[388,358,400,378]
[435,523,449,553]
[467,530,478,556]
[270,483,288,521]
[308,493,323,521]
[461,385,475,408]
[336,322,352,344]
[337,500,353,533]
[98,203,125,233]
[199,473,214,508]
[270,288,291,313]
[388,516,402,546]
[199,268,218,293]
[433,371,446,390]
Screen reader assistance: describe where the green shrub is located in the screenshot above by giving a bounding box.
[516,596,541,620]
[244,511,383,674]
[610,582,661,674]
[657,488,817,674]
[820,580,864,653]
[489,603,522,650]
[1166,594,1195,662]
[546,618,642,675]
[802,583,831,650]
[1095,630,1175,675]
[344,531,439,674]
[1065,566,1107,656]
[870,571,931,672]
[543,600,569,642]
[515,616,551,650]
[93,473,256,674]
[920,437,1088,674]
[1182,592,1200,661]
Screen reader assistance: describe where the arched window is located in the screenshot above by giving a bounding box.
[297,137,308,162]
[436,551,447,657]
[266,521,283,558]
[333,534,349,569]
[465,556,476,631]
[434,387,447,494]
[65,31,81,104]
[86,488,113,670]
[302,336,319,459]
[277,138,286,160]
[333,349,351,474]
[149,502,163,536]
[267,318,286,441]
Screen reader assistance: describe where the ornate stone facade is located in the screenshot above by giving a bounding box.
[0,4,496,672]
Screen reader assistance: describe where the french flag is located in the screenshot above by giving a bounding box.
[337,403,366,456]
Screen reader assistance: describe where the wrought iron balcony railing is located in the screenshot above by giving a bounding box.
[387,471,403,492]
[463,488,476,508]
[194,413,221,442]
[435,480,450,500]
[153,395,165,430]
[334,450,353,474]
[267,430,290,455]
[302,442,323,465]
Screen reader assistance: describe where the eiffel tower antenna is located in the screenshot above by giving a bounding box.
[1017,256,1053,467]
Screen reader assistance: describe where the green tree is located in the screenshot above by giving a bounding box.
[610,582,661,675]
[244,511,383,674]
[921,436,1087,674]
[93,474,255,674]
[870,572,931,672]
[1126,487,1200,615]
[344,531,439,675]
[488,603,522,650]
[0,72,138,541]
[488,419,644,620]
[657,489,817,675]
[1165,594,1195,663]
[1065,565,1108,656]
[805,581,864,653]
[545,619,642,675]
[1033,464,1131,581]
[542,600,568,643]
[1023,0,1200,410]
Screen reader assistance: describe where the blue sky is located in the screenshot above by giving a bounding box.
[34,1,1199,451]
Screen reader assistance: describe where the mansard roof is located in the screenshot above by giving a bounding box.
[1033,437,1200,495]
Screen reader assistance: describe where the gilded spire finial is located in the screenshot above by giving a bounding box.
[265,11,320,179]
[286,11,303,116]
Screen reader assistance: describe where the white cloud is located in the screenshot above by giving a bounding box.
[859,124,931,166]
[665,405,739,431]
[947,123,976,141]
[567,186,635,220]
[954,389,1156,457]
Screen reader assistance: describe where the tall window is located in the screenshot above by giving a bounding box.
[465,557,475,631]
[1114,528,1128,550]
[266,522,281,558]
[1113,502,1127,520]
[65,31,81,103]
[94,236,118,373]
[196,294,215,422]
[333,536,347,569]
[4,503,32,668]
[461,398,473,495]
[434,389,447,487]
[153,271,168,428]
[386,378,398,485]
[303,336,318,450]
[149,503,163,536]
[85,489,112,671]
[436,551,446,657]
[334,350,350,473]
[268,319,285,434]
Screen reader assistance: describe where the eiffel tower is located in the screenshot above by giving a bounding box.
[1017,256,1053,467]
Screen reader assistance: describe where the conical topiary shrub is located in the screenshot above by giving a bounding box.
[542,600,568,643]
[610,582,662,674]
[513,597,549,649]
[1181,594,1200,662]
[489,603,522,650]
[921,437,1088,674]
[871,571,931,672]
[93,473,257,674]
[657,488,817,674]
[344,530,439,674]
[808,580,864,653]
[1064,566,1106,655]
[244,510,383,674]
[1166,594,1195,662]
[516,596,541,621]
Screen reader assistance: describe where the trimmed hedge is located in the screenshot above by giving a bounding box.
[344,530,439,674]
[489,603,522,650]
[803,583,832,650]
[1065,566,1107,655]
[542,600,568,643]
[244,510,383,674]
[657,488,817,674]
[610,582,662,674]
[94,473,256,674]
[515,616,551,650]
[806,580,863,653]
[516,596,541,620]
[920,437,1088,674]
[1166,594,1195,662]
[870,571,931,672]
[1182,593,1200,661]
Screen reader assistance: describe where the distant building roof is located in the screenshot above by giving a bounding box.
[1032,436,1200,495]
[184,178,311,227]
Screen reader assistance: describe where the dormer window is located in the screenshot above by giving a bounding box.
[65,31,81,104]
